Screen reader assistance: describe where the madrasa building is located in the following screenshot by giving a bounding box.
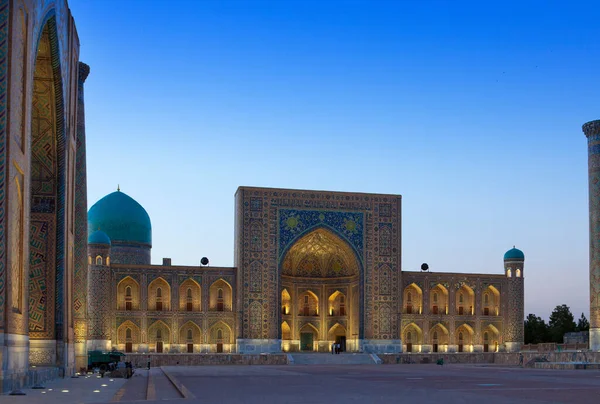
[86,187,526,356]
[4,0,578,393]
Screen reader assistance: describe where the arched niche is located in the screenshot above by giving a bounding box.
[209,279,233,311]
[328,290,347,316]
[403,283,423,314]
[402,323,423,352]
[482,285,500,316]
[179,278,201,311]
[429,284,449,315]
[117,276,140,310]
[148,277,171,311]
[456,284,475,315]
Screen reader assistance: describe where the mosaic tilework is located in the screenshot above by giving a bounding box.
[584,120,600,331]
[0,0,9,328]
[73,62,90,337]
[236,187,402,344]
[278,209,364,261]
[28,218,55,335]
[506,276,524,342]
[28,20,67,341]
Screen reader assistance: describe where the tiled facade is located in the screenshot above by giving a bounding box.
[89,186,525,356]
[583,119,600,351]
[0,0,82,392]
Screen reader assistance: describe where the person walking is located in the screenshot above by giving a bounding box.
[331,342,335,355]
[147,356,151,370]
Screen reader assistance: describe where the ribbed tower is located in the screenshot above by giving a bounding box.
[504,247,525,352]
[583,120,600,351]
[74,62,90,371]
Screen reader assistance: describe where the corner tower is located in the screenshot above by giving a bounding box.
[87,230,112,351]
[503,247,524,352]
[583,119,600,352]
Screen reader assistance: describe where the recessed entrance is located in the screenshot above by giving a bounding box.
[280,228,361,352]
[301,333,314,351]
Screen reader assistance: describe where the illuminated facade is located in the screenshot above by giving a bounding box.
[87,187,525,356]
[0,0,85,392]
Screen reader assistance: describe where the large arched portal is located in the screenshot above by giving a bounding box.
[280,228,360,352]
[28,18,70,368]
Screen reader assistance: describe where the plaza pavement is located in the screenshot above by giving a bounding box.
[2,364,600,403]
[156,364,600,404]
[0,372,126,403]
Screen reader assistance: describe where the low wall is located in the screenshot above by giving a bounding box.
[123,353,289,367]
[380,351,600,367]
[379,353,497,365]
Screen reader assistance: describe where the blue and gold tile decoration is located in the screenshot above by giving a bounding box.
[278,209,364,262]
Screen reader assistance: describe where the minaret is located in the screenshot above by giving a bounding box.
[583,120,600,351]
[74,62,90,371]
[87,231,112,351]
[504,247,524,352]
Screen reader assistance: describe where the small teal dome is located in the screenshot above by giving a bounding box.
[88,190,152,246]
[88,230,111,245]
[504,247,524,260]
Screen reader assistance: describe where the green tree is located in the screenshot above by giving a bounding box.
[524,313,549,344]
[548,304,576,343]
[576,313,590,332]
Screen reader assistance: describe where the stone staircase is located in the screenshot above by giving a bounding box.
[289,353,381,365]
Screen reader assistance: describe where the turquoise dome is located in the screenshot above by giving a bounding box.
[88,190,152,246]
[88,230,111,245]
[504,247,524,260]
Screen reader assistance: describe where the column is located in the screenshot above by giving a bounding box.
[74,62,90,371]
[583,120,600,351]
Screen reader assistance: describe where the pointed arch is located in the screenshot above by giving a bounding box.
[281,321,291,340]
[298,290,319,316]
[147,320,171,344]
[117,276,140,310]
[281,227,360,278]
[179,278,201,311]
[117,320,141,345]
[148,277,171,311]
[482,285,500,316]
[456,284,475,315]
[327,322,347,340]
[299,322,319,339]
[404,283,423,314]
[402,323,423,352]
[209,278,232,311]
[455,323,474,351]
[28,16,68,343]
[209,321,233,344]
[430,284,449,315]
[430,323,449,348]
[281,288,291,315]
[328,290,347,316]
[179,321,202,344]
[482,323,500,352]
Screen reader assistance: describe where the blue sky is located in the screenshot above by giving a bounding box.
[69,0,600,321]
